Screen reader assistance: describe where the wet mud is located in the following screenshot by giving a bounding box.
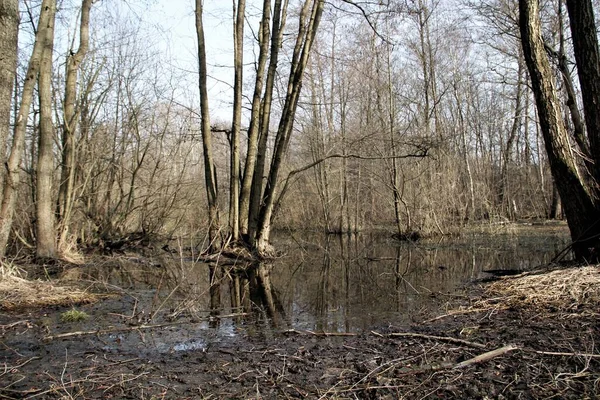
[1,274,598,399]
[2,225,597,399]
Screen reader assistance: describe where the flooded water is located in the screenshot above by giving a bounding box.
[66,223,570,338]
[268,223,570,332]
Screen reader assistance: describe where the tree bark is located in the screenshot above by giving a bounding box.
[0,0,19,201]
[247,0,287,243]
[0,0,54,258]
[239,0,271,236]
[36,0,57,259]
[565,0,600,184]
[519,0,600,261]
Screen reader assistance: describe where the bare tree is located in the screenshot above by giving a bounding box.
[229,0,246,242]
[195,0,221,250]
[253,0,326,254]
[519,0,600,261]
[0,0,55,258]
[58,0,94,249]
[0,0,19,200]
[36,0,57,258]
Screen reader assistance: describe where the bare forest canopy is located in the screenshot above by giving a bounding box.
[0,0,598,259]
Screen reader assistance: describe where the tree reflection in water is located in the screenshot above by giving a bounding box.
[209,261,286,328]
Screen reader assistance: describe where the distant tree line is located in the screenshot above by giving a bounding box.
[0,0,597,261]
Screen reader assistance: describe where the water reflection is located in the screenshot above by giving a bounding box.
[61,224,570,335]
[270,225,569,332]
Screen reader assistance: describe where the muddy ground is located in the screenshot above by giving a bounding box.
[1,263,599,399]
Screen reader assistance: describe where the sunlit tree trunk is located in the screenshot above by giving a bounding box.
[254,0,325,254]
[0,0,19,201]
[36,0,57,259]
[239,0,273,236]
[58,0,93,248]
[247,0,287,242]
[195,0,221,250]
[0,0,54,258]
[229,0,245,241]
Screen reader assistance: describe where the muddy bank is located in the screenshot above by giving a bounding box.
[1,264,599,399]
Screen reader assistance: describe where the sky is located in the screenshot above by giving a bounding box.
[142,1,250,122]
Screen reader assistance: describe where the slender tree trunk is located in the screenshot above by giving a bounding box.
[255,0,325,254]
[239,0,272,236]
[247,0,287,243]
[499,57,524,218]
[58,0,93,248]
[230,0,245,241]
[195,0,221,250]
[36,0,57,259]
[0,0,54,258]
[0,0,19,201]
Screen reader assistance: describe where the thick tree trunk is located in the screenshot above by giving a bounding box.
[565,0,600,184]
[519,0,600,261]
[0,0,19,201]
[0,0,54,258]
[36,0,57,259]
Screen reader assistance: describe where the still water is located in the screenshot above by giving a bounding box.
[71,223,570,336]
[269,224,570,332]
[47,223,573,357]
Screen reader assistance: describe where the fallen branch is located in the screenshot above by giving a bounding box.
[381,331,487,349]
[527,349,600,359]
[43,312,248,341]
[454,344,519,368]
[0,356,40,377]
[282,329,357,337]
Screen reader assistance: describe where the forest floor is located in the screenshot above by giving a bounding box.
[0,257,599,399]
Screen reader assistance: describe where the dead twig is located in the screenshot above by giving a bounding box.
[43,312,248,341]
[454,344,519,369]
[526,349,600,359]
[282,329,357,337]
[380,331,487,350]
[0,357,40,377]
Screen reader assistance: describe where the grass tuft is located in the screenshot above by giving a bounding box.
[60,308,90,322]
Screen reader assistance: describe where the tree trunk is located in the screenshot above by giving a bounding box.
[239,0,272,236]
[254,0,325,254]
[247,0,287,243]
[565,0,600,184]
[519,0,600,261]
[195,0,221,251]
[229,0,245,241]
[0,0,19,201]
[58,0,93,248]
[0,0,54,258]
[36,0,57,259]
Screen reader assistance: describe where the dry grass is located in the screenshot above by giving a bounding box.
[0,275,97,310]
[477,265,600,312]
